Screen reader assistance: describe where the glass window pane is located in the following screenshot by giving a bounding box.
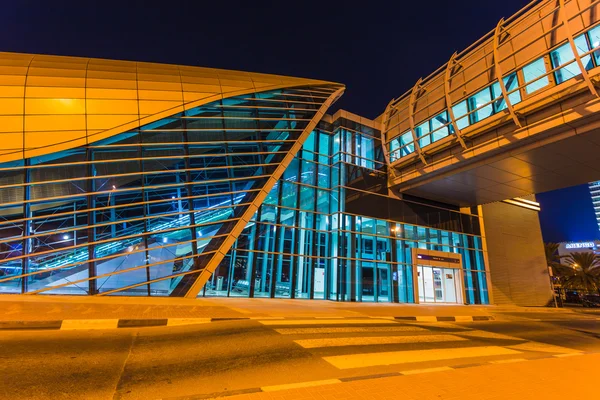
[299,185,315,211]
[505,72,522,105]
[399,132,414,156]
[588,25,600,65]
[318,132,329,165]
[468,88,493,123]
[551,35,592,84]
[430,111,450,142]
[452,100,469,130]
[389,139,399,162]
[523,58,549,94]
[491,73,521,112]
[317,164,330,188]
[416,121,430,148]
[303,132,316,152]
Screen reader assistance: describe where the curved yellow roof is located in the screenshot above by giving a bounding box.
[0,52,342,163]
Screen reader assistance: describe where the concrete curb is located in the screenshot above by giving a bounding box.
[0,315,494,331]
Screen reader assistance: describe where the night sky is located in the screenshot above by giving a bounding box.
[537,185,599,243]
[1,0,529,119]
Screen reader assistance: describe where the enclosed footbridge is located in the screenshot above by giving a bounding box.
[383,0,600,206]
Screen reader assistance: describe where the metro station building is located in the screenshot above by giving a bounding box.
[1,0,599,306]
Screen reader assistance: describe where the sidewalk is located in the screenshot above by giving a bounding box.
[191,353,598,400]
[0,294,588,324]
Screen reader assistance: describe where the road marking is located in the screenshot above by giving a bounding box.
[60,319,118,330]
[294,334,468,348]
[401,366,454,375]
[258,319,398,326]
[261,379,341,392]
[457,330,523,341]
[415,316,437,322]
[489,358,528,364]
[553,353,584,358]
[166,318,211,326]
[416,322,471,330]
[454,316,474,322]
[323,346,522,369]
[228,307,253,315]
[507,341,581,354]
[274,326,428,335]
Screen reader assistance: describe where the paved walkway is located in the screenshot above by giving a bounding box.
[0,294,592,322]
[204,353,598,400]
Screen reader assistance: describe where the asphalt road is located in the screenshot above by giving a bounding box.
[1,313,599,400]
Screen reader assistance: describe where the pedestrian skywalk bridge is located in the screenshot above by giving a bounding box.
[257,318,583,372]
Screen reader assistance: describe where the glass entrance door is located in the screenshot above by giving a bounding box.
[417,266,461,304]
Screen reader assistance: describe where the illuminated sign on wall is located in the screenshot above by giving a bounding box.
[416,254,460,264]
[565,242,596,249]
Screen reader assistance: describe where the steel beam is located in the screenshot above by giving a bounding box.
[407,78,428,165]
[443,52,468,149]
[493,19,523,128]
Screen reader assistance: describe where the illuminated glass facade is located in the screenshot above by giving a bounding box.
[589,181,600,232]
[0,88,489,303]
[0,51,490,303]
[205,115,489,304]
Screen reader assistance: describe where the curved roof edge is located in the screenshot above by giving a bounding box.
[0,51,343,163]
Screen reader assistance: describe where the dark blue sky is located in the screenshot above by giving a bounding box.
[537,184,599,243]
[0,0,529,119]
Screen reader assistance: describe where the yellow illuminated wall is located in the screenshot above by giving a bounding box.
[0,52,335,163]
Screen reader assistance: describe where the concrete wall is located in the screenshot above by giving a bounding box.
[480,199,553,306]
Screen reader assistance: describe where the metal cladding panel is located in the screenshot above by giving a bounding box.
[0,51,338,163]
[481,199,553,306]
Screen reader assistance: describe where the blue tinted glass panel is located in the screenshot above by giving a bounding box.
[551,35,592,84]
[430,111,450,142]
[389,139,399,162]
[452,101,469,130]
[588,25,600,65]
[468,88,493,123]
[361,136,375,169]
[317,164,330,188]
[283,157,299,182]
[416,121,431,148]
[280,182,297,208]
[400,132,414,156]
[299,185,315,211]
[300,160,316,185]
[303,132,316,152]
[491,73,522,112]
[523,58,549,94]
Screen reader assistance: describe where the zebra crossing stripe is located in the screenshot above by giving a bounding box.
[60,319,118,330]
[400,366,454,375]
[274,326,428,335]
[294,334,468,348]
[323,346,522,369]
[258,318,398,326]
[261,379,341,392]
